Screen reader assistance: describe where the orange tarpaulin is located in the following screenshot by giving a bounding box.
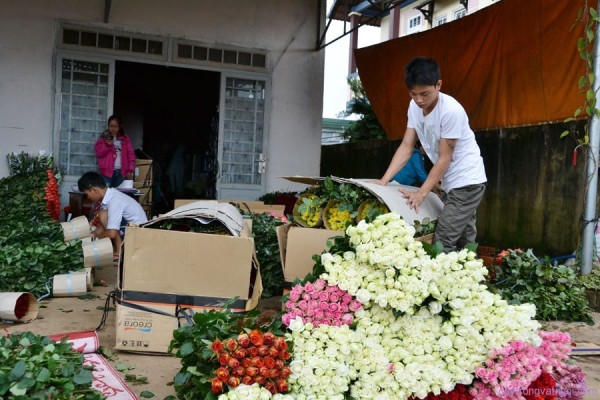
[354,0,586,139]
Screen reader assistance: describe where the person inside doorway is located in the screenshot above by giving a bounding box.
[95,115,136,188]
[78,171,148,259]
[375,57,487,253]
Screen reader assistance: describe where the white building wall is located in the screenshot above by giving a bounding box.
[0,0,324,195]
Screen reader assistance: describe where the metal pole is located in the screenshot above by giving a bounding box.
[581,0,600,275]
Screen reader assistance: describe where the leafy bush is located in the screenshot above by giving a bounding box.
[0,332,104,399]
[487,249,593,323]
[578,262,600,290]
[340,78,387,141]
[248,213,287,298]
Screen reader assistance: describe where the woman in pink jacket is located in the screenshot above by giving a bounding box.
[95,115,136,188]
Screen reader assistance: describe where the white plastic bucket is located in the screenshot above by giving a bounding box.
[0,292,39,322]
[60,215,91,242]
[53,272,88,297]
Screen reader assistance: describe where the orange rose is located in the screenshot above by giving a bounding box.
[263,331,275,346]
[241,358,252,368]
[227,357,240,369]
[257,345,269,357]
[280,366,291,379]
[232,365,245,377]
[245,366,259,377]
[279,349,291,360]
[218,352,230,366]
[263,356,276,369]
[264,381,277,394]
[227,376,241,388]
[273,337,288,351]
[224,338,238,352]
[232,348,247,359]
[247,346,259,357]
[268,368,279,379]
[211,377,224,394]
[237,332,251,348]
[249,329,264,346]
[241,375,254,385]
[275,359,284,370]
[268,346,279,358]
[252,356,264,368]
[216,367,229,382]
[276,378,289,393]
[254,375,267,385]
[211,339,224,354]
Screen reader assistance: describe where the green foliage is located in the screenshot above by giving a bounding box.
[413,217,437,237]
[488,249,593,323]
[168,304,286,400]
[341,78,387,142]
[248,213,286,297]
[0,332,105,399]
[0,162,83,297]
[258,191,298,205]
[578,262,600,290]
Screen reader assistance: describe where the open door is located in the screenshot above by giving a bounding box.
[217,75,269,200]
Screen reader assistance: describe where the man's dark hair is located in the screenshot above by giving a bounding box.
[405,57,441,88]
[78,171,107,191]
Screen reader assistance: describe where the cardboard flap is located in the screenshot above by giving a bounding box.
[142,200,244,236]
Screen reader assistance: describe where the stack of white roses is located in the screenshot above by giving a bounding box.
[285,212,542,399]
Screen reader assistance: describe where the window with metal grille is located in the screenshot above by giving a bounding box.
[61,27,165,58]
[59,59,109,176]
[221,78,265,185]
[454,9,467,19]
[175,40,268,71]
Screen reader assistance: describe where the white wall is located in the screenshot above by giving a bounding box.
[0,0,325,195]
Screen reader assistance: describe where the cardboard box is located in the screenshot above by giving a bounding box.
[137,187,152,207]
[174,199,285,215]
[116,201,262,353]
[134,152,153,186]
[276,224,343,284]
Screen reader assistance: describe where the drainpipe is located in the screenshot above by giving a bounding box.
[581,0,600,275]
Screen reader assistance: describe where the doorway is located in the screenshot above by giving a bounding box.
[114,61,220,214]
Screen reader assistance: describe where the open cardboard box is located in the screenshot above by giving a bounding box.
[275,176,444,286]
[174,199,285,215]
[115,200,262,354]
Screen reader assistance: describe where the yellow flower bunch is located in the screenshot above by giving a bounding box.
[357,199,389,222]
[294,193,323,227]
[325,202,353,231]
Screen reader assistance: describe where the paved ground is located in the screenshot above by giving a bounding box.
[2,264,599,399]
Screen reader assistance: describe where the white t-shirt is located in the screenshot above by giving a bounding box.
[407,92,487,192]
[113,139,122,170]
[101,188,148,231]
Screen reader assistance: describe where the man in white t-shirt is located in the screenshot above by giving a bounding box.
[376,57,487,253]
[78,171,148,257]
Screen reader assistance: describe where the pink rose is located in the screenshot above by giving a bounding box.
[329,293,340,303]
[326,285,338,293]
[332,319,343,327]
[313,279,326,291]
[319,301,329,310]
[328,303,339,312]
[341,294,352,304]
[349,300,362,312]
[319,292,329,302]
[311,291,320,300]
[341,313,353,325]
[308,300,319,309]
[314,308,324,318]
[282,314,291,326]
[339,303,349,313]
[304,282,314,292]
[289,289,302,302]
[302,293,312,301]
[298,300,308,310]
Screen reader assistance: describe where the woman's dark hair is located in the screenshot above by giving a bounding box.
[78,171,107,191]
[107,115,125,136]
[405,57,441,88]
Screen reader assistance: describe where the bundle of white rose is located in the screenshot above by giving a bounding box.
[286,212,543,399]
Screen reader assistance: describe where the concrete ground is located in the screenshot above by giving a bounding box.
[2,264,599,399]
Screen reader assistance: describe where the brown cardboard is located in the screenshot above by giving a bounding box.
[276,224,343,284]
[174,199,285,215]
[134,152,153,186]
[115,302,176,353]
[137,187,152,207]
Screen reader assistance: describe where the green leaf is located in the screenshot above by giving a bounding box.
[9,361,26,380]
[36,368,51,382]
[179,341,195,356]
[72,369,93,385]
[140,390,155,398]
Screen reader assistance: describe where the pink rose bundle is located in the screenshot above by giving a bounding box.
[470,331,587,400]
[282,279,362,327]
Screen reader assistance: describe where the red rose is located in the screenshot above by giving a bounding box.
[259,366,270,377]
[241,358,253,368]
[232,366,245,377]
[216,367,229,382]
[211,378,224,394]
[245,366,259,377]
[254,375,267,385]
[232,348,247,359]
[224,338,238,352]
[264,381,277,394]
[268,368,279,379]
[237,332,251,348]
[218,352,230,366]
[263,356,276,369]
[257,345,269,357]
[273,337,288,351]
[268,346,280,358]
[279,349,291,360]
[248,346,259,357]
[252,357,264,368]
[249,329,264,346]
[276,378,289,393]
[241,375,254,385]
[227,376,241,388]
[211,339,224,354]
[280,366,291,379]
[263,332,275,346]
[227,357,240,369]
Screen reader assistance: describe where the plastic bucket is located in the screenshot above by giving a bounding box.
[0,292,39,322]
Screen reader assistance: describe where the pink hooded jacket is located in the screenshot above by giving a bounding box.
[94,133,136,178]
